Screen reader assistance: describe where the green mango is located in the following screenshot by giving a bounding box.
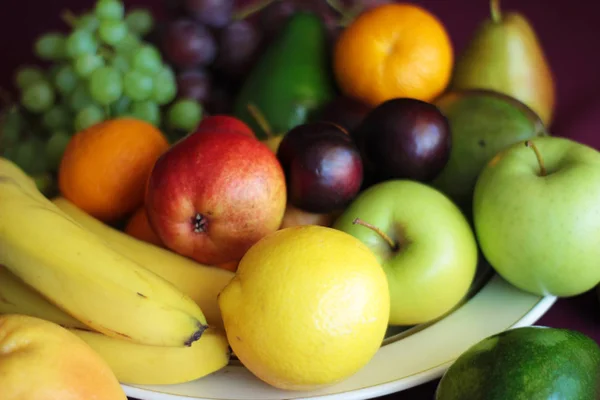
[431,89,548,214]
[233,12,336,144]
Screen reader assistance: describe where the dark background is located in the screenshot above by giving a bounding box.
[1,0,600,399]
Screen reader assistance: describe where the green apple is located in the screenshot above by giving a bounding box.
[333,180,478,326]
[473,136,600,297]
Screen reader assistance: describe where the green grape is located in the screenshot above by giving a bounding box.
[14,138,47,175]
[111,54,130,73]
[88,66,122,105]
[99,20,127,45]
[123,70,153,101]
[14,66,46,89]
[34,32,66,60]
[132,45,162,75]
[0,110,22,145]
[113,33,140,53]
[54,65,78,95]
[75,105,105,131]
[95,0,124,20]
[65,30,98,58]
[77,13,100,32]
[151,66,177,105]
[111,96,131,116]
[42,105,70,130]
[45,130,72,170]
[74,53,104,77]
[125,9,154,36]
[21,81,55,113]
[168,99,203,132]
[69,85,96,112]
[129,101,160,126]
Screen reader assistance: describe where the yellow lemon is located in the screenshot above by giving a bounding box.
[218,225,390,391]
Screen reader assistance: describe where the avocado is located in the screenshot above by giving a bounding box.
[435,326,600,400]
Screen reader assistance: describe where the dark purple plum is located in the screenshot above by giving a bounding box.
[183,0,234,29]
[176,68,212,104]
[213,19,263,81]
[352,97,451,183]
[277,122,363,213]
[160,19,217,69]
[316,96,372,133]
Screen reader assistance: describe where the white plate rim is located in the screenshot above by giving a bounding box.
[122,274,557,400]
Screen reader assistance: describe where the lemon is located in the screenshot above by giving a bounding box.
[218,225,390,391]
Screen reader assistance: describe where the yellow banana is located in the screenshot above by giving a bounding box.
[52,196,235,330]
[71,328,230,385]
[0,158,207,347]
[0,266,230,385]
[0,265,87,329]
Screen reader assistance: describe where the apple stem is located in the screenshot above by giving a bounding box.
[247,103,274,139]
[525,140,547,176]
[352,218,398,251]
[490,0,502,23]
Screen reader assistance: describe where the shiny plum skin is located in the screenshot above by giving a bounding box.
[352,98,451,183]
[277,122,364,213]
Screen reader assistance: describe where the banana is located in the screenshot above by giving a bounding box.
[71,328,230,385]
[52,196,235,330]
[0,158,207,347]
[0,266,230,385]
[0,265,87,329]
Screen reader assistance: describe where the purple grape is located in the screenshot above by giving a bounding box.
[258,0,297,37]
[213,19,263,80]
[176,69,212,104]
[160,19,217,69]
[183,0,234,29]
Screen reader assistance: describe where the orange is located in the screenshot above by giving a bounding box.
[333,3,454,107]
[124,206,164,247]
[58,118,170,222]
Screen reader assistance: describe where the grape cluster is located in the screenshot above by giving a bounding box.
[0,0,204,183]
[156,0,345,116]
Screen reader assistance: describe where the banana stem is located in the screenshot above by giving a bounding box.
[525,140,547,176]
[247,103,273,138]
[490,0,502,23]
[352,218,398,251]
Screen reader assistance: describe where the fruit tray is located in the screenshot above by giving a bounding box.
[122,265,556,400]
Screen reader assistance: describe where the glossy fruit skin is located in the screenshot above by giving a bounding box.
[277,122,363,214]
[146,130,286,265]
[352,97,451,183]
[196,115,255,137]
[233,12,336,140]
[436,326,600,400]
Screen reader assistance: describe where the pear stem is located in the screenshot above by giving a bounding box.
[490,0,502,23]
[352,218,398,251]
[525,140,547,176]
[247,103,273,139]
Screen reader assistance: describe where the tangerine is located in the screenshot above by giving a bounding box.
[333,3,454,106]
[58,118,170,222]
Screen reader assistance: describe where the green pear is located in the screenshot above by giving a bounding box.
[431,89,548,214]
[451,0,556,127]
